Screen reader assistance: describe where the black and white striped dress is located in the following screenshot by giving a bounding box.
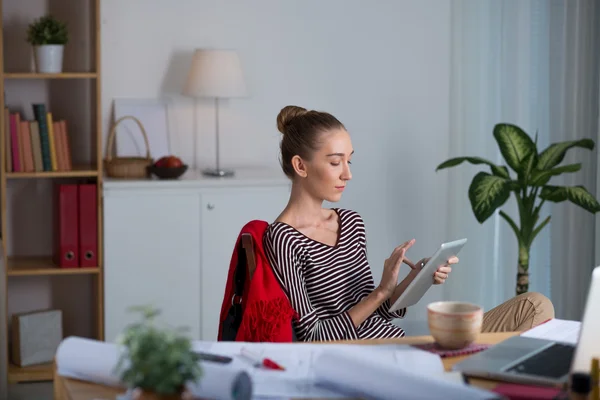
[263,208,406,342]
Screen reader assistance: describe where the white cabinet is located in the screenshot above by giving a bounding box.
[103,169,290,342]
[104,189,202,342]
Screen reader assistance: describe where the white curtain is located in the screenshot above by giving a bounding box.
[548,0,600,320]
[445,0,600,320]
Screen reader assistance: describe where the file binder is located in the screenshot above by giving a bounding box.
[78,183,97,267]
[54,184,79,268]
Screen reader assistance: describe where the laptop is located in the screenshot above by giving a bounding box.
[452,265,600,387]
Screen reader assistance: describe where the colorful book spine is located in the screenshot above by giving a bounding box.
[3,105,73,173]
[19,121,34,172]
[29,121,43,172]
[4,107,11,172]
[32,104,52,171]
[60,120,72,170]
[9,113,21,172]
[46,112,57,171]
[15,113,24,171]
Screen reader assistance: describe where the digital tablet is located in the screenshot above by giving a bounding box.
[388,238,467,312]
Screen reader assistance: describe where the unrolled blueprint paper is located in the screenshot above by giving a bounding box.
[313,347,502,400]
[55,336,252,400]
[520,319,581,345]
[195,340,479,399]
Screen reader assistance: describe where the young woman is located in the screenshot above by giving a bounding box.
[263,105,555,342]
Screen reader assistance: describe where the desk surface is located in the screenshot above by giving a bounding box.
[53,332,518,400]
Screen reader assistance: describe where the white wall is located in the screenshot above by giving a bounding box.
[101,0,452,328]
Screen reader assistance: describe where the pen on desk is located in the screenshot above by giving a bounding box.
[240,347,286,371]
[461,373,470,385]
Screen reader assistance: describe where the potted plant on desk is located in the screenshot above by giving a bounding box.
[436,123,600,296]
[115,305,203,400]
[26,14,69,73]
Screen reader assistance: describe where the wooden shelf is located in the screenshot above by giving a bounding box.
[7,256,99,276]
[4,72,97,79]
[8,362,53,383]
[6,164,99,179]
[1,0,104,386]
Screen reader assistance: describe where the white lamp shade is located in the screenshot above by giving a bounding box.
[183,49,247,98]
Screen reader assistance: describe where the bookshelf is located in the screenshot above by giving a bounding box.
[0,0,102,384]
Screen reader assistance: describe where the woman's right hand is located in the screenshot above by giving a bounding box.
[378,239,416,298]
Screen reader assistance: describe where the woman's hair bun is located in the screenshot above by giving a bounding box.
[276,105,308,134]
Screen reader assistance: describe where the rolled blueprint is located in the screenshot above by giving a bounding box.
[55,336,252,400]
[313,347,503,400]
[56,336,124,388]
[186,364,252,400]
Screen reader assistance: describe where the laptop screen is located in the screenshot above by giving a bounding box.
[571,266,600,373]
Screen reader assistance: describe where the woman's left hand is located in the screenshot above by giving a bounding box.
[433,256,458,285]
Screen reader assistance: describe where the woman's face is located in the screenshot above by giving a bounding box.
[294,128,353,202]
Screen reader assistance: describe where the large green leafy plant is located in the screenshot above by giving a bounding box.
[26,14,68,46]
[115,305,202,397]
[437,123,600,295]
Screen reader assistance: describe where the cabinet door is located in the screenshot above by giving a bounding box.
[104,190,202,342]
[200,186,290,340]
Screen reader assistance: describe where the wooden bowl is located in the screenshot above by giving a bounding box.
[427,301,483,349]
[147,164,188,180]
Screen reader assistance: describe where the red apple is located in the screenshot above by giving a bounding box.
[164,156,183,168]
[154,155,183,168]
[154,156,169,167]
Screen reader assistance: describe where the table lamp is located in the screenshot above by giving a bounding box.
[183,49,247,177]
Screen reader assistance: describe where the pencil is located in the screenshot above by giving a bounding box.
[592,357,599,400]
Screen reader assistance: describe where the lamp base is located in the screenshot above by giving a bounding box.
[202,168,235,177]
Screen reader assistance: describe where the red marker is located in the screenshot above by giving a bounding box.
[241,347,286,371]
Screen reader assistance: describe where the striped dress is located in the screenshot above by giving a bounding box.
[263,208,406,341]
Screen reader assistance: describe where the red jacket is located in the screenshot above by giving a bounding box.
[218,220,297,342]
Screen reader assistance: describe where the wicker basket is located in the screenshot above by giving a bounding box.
[104,115,153,179]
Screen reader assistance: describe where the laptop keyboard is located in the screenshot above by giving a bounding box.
[505,343,575,378]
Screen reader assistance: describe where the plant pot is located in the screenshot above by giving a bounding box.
[136,390,183,400]
[34,44,64,73]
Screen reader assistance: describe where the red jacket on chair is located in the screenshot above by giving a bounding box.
[218,220,297,342]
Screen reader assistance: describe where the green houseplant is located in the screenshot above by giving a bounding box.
[436,123,600,295]
[26,14,69,73]
[115,306,203,400]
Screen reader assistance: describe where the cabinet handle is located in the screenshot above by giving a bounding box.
[207,203,215,210]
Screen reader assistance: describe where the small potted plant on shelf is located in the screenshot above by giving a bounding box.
[26,14,69,73]
[115,305,203,400]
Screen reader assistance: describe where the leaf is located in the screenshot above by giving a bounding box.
[540,185,600,213]
[468,172,512,223]
[524,152,538,177]
[499,211,522,245]
[530,163,582,186]
[536,139,595,170]
[531,215,551,244]
[436,156,510,179]
[492,165,511,179]
[493,123,537,173]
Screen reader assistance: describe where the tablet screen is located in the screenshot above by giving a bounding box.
[388,238,467,312]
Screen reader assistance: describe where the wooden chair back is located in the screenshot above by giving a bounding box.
[239,231,299,341]
[241,233,257,280]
